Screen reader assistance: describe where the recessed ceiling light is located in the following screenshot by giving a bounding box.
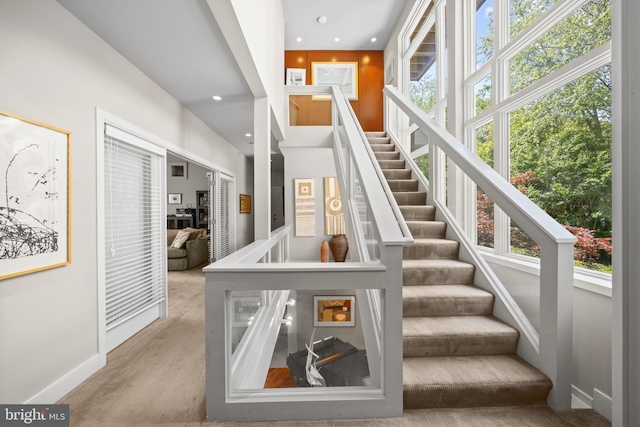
[317,16,327,24]
[371,37,377,42]
[296,37,302,42]
[212,95,222,101]
[245,133,252,137]
[334,37,340,42]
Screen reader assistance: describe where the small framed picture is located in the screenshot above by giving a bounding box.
[239,194,251,214]
[286,68,306,86]
[314,296,355,327]
[170,162,187,179]
[168,193,182,204]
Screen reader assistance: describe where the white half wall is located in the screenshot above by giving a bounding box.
[0,0,251,404]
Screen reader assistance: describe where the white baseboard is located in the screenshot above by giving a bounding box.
[593,388,612,421]
[24,354,100,404]
[571,385,612,421]
[571,385,592,408]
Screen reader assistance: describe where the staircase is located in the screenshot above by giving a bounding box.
[365,131,553,409]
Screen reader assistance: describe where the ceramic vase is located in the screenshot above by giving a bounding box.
[320,240,329,262]
[328,234,348,262]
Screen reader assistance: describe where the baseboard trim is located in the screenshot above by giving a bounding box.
[593,388,612,421]
[571,385,593,408]
[571,385,612,421]
[24,354,100,404]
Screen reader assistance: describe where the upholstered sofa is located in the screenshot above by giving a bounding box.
[167,228,208,271]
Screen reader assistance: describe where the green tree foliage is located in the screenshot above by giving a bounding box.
[476,0,612,270]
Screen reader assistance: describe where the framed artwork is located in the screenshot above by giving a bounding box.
[294,179,315,236]
[314,296,355,327]
[311,62,358,100]
[168,193,182,204]
[324,177,345,235]
[170,162,187,179]
[239,194,251,214]
[286,68,306,86]
[0,111,71,280]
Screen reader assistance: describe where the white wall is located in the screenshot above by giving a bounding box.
[0,0,252,403]
[280,127,337,261]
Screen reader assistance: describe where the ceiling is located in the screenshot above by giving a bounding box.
[56,0,407,157]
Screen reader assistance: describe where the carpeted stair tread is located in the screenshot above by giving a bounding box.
[379,160,406,169]
[403,355,552,409]
[404,238,459,260]
[403,315,519,357]
[394,191,427,205]
[364,131,387,138]
[401,206,436,221]
[406,220,447,238]
[383,169,413,180]
[403,284,494,317]
[403,259,475,285]
[388,179,419,192]
[374,151,401,161]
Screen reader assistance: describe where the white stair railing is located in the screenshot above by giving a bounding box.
[384,85,577,411]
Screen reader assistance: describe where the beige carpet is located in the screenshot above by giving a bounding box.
[59,266,611,427]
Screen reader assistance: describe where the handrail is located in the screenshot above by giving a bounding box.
[330,86,409,247]
[340,89,413,241]
[384,86,575,246]
[383,85,576,411]
[212,224,290,265]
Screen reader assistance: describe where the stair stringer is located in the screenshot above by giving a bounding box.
[389,138,543,373]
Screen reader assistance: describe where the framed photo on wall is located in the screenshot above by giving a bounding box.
[170,162,187,179]
[0,111,71,280]
[286,68,306,86]
[168,193,182,204]
[314,296,355,327]
[311,62,358,100]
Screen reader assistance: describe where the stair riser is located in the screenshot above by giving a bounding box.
[403,384,550,409]
[407,222,446,238]
[403,295,494,317]
[403,242,459,260]
[388,180,419,192]
[374,152,400,161]
[370,144,395,152]
[403,333,518,357]
[400,206,436,221]
[380,160,406,169]
[403,265,475,285]
[367,137,391,144]
[383,170,412,180]
[394,192,427,206]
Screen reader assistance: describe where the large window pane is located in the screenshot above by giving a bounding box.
[476,122,494,248]
[476,0,494,68]
[410,22,437,113]
[510,0,611,94]
[475,74,492,115]
[509,66,612,272]
[509,0,558,39]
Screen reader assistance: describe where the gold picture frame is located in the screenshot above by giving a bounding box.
[239,194,251,214]
[0,111,71,280]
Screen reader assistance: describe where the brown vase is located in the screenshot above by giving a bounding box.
[328,234,348,262]
[320,240,329,262]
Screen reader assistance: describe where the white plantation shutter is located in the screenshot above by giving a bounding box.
[104,125,166,351]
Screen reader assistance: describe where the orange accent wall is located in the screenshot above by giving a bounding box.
[285,50,384,131]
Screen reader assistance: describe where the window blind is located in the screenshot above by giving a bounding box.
[219,175,232,258]
[104,126,165,333]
